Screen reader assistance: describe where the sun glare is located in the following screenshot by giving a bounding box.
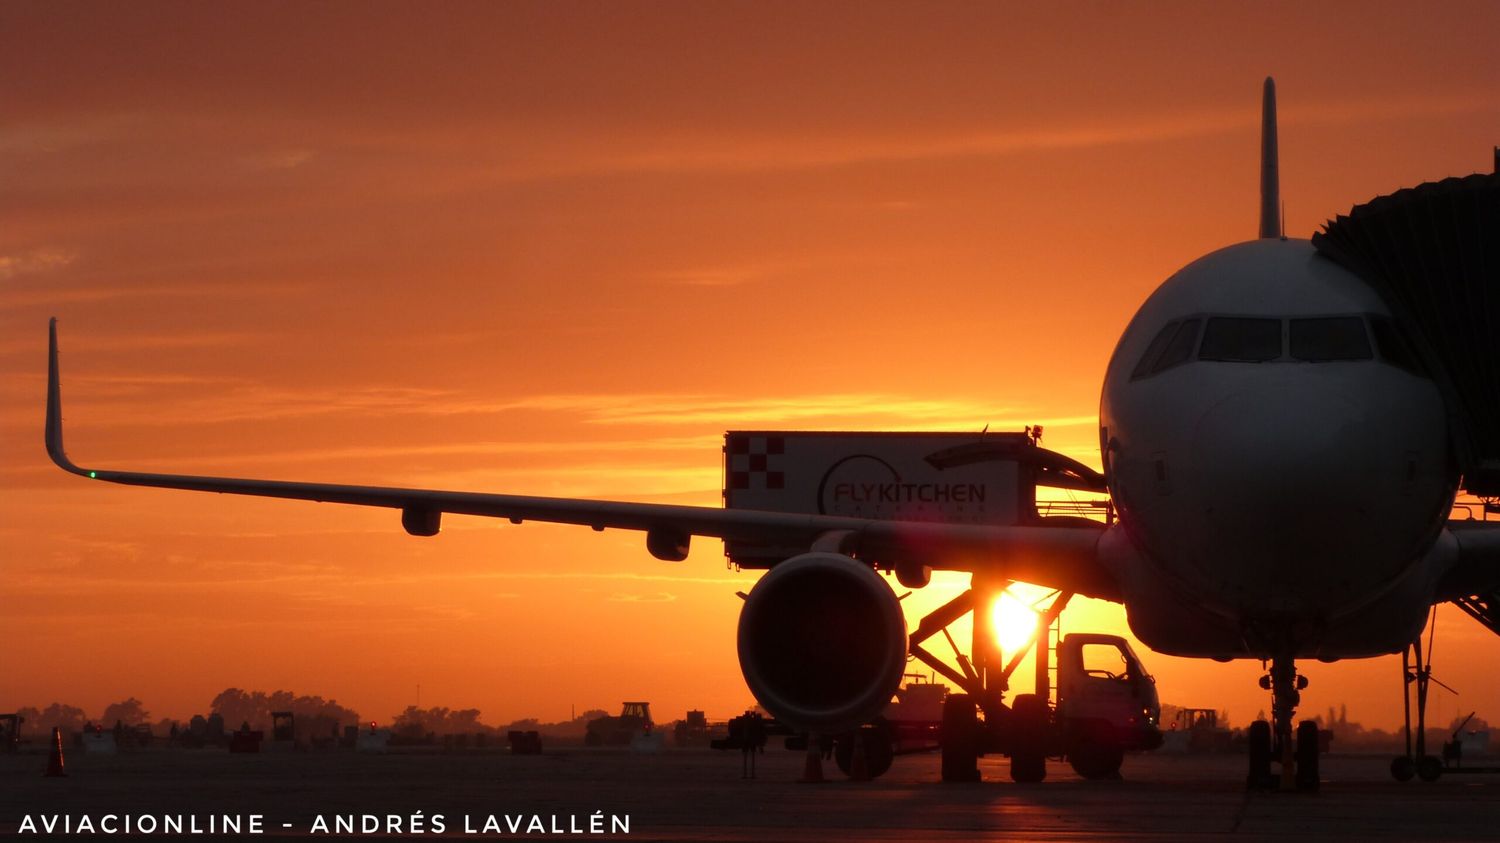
[990,591,1040,655]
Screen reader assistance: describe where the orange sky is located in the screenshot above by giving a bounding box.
[3,1,1499,732]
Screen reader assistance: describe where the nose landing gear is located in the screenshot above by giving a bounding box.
[1247,655,1320,793]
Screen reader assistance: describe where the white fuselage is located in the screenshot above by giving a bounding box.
[1098,239,1457,660]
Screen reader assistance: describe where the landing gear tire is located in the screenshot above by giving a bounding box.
[1067,720,1123,780]
[1390,755,1415,782]
[941,694,981,783]
[1009,693,1048,784]
[834,722,894,780]
[1247,720,1273,791]
[1295,720,1320,792]
[1416,755,1443,782]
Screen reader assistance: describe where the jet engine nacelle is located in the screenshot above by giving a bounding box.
[736,552,908,734]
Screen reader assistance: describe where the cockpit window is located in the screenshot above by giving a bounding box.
[1156,318,1201,372]
[1369,316,1426,375]
[1290,317,1372,362]
[1131,322,1179,380]
[1131,318,1201,379]
[1199,317,1282,362]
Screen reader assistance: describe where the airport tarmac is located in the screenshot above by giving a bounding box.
[3,747,1497,841]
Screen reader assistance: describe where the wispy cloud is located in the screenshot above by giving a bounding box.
[373,570,739,587]
[651,267,765,287]
[19,371,1091,431]
[0,381,444,425]
[0,114,147,156]
[240,148,316,171]
[650,262,781,288]
[0,281,307,311]
[7,565,742,599]
[148,435,721,468]
[504,393,1094,429]
[0,248,76,280]
[607,592,677,603]
[482,91,1500,182]
[646,255,843,288]
[384,464,720,500]
[0,330,265,358]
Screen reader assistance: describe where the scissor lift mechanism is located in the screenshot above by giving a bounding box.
[908,578,1072,723]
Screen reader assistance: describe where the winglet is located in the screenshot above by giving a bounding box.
[1259,76,1281,239]
[46,318,91,477]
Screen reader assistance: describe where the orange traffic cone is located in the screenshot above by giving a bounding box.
[44,727,67,778]
[798,741,825,783]
[848,732,871,782]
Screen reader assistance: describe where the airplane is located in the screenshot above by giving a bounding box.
[44,78,1500,790]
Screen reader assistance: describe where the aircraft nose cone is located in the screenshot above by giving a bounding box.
[1189,388,1378,601]
[1194,389,1372,508]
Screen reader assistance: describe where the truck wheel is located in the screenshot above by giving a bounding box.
[941,694,980,782]
[1246,720,1272,790]
[1416,755,1443,782]
[1390,755,1415,782]
[1009,693,1048,783]
[1294,720,1320,792]
[834,722,895,779]
[1067,720,1123,780]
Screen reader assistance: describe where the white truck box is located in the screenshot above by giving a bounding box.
[723,430,1051,568]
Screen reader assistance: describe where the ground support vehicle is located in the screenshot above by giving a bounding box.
[919,592,1162,783]
[722,431,1161,782]
[585,702,654,747]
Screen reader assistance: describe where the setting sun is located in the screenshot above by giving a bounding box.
[990,590,1042,656]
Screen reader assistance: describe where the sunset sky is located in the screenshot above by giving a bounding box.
[4,2,1499,733]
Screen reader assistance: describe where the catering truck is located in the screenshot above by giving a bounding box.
[722,429,1113,569]
[722,430,1161,781]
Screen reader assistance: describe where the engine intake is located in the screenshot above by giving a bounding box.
[736,552,907,734]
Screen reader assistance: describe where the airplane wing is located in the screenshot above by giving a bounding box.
[44,319,1121,601]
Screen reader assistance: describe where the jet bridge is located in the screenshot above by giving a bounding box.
[1316,166,1500,783]
[1312,167,1500,497]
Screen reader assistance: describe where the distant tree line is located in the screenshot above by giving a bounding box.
[209,689,359,739]
[9,691,358,741]
[8,693,618,743]
[388,706,611,741]
[1308,703,1491,753]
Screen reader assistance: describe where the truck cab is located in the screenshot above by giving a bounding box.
[1056,633,1162,754]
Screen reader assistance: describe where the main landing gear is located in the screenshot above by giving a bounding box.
[1247,654,1320,793]
[1390,619,1450,783]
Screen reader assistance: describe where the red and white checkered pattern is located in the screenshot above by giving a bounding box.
[726,435,785,491]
